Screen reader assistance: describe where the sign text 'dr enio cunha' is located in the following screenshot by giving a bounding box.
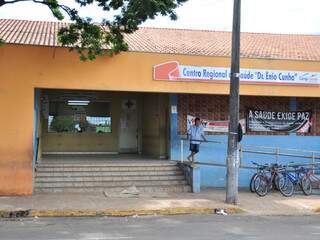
[153,61,320,85]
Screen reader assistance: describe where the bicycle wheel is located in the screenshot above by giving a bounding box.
[300,175,312,196]
[278,174,294,197]
[254,175,268,197]
[272,172,284,191]
[250,173,258,193]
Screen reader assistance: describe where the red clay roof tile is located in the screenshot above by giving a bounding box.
[1,19,320,61]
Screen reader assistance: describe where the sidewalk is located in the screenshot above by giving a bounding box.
[0,189,319,218]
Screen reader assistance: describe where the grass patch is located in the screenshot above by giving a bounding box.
[226,207,246,214]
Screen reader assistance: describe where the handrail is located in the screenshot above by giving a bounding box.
[180,138,320,155]
[242,150,320,159]
[180,160,320,169]
[179,138,320,166]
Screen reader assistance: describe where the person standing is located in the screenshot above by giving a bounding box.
[187,117,207,162]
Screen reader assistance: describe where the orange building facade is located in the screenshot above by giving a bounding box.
[1,19,320,195]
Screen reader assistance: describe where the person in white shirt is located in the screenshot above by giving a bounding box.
[187,117,207,162]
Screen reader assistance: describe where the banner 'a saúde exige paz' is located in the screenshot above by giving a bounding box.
[247,109,312,133]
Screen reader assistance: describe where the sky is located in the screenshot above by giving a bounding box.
[0,0,319,34]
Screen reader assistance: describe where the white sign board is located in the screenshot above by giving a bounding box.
[187,115,246,133]
[154,61,320,85]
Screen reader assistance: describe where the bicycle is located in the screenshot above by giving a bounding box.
[252,163,284,197]
[249,161,269,193]
[300,164,320,193]
[278,164,311,197]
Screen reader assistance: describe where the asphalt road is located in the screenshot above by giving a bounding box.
[1,215,320,240]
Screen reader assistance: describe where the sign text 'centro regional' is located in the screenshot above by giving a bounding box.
[153,61,320,85]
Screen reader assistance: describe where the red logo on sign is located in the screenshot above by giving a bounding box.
[153,61,181,80]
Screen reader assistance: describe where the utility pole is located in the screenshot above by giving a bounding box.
[226,0,241,204]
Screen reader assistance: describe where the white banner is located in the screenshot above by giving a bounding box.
[180,66,320,85]
[154,61,320,85]
[187,115,246,133]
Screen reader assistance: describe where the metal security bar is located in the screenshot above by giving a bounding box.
[179,138,320,169]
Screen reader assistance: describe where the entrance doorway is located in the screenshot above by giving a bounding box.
[119,99,138,153]
[39,90,169,159]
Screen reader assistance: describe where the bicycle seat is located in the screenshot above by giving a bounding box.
[251,161,269,170]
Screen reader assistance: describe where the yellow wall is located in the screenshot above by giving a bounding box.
[141,94,168,158]
[2,45,320,97]
[0,73,34,195]
[159,94,169,158]
[0,44,320,195]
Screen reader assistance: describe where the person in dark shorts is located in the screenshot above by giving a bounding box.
[187,117,207,162]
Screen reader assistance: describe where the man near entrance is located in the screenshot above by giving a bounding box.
[187,117,207,162]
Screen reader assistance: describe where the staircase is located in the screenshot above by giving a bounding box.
[34,157,191,193]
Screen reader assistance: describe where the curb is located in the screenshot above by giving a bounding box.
[0,207,244,218]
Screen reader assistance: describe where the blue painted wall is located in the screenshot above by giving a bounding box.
[169,94,180,160]
[169,94,320,188]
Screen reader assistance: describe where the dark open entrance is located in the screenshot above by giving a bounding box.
[37,89,170,161]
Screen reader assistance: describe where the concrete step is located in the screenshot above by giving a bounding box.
[35,170,183,177]
[36,166,180,172]
[37,161,177,167]
[35,184,191,193]
[35,175,186,182]
[35,179,188,188]
[34,160,189,193]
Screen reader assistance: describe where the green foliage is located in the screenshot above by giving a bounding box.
[0,0,188,61]
[45,0,64,20]
[50,116,75,132]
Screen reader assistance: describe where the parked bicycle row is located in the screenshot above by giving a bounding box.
[250,161,320,197]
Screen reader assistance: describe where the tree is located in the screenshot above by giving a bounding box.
[0,0,188,60]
